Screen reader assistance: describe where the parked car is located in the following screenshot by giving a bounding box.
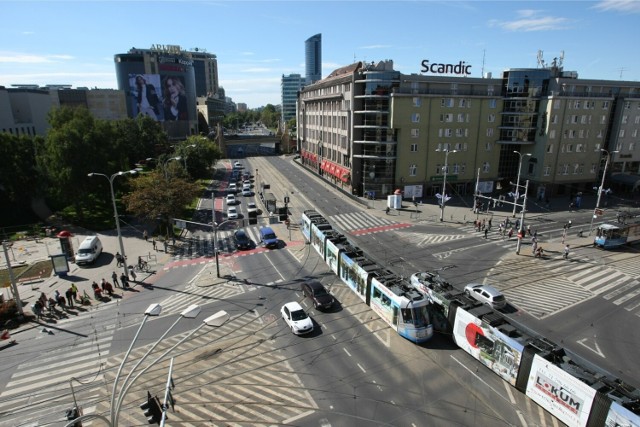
[227,206,239,219]
[463,283,506,309]
[301,281,335,310]
[228,183,237,193]
[281,301,314,335]
[233,229,251,249]
[241,188,252,197]
[226,194,236,205]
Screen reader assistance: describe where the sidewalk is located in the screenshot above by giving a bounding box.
[2,228,172,333]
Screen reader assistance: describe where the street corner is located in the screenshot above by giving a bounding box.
[193,263,236,288]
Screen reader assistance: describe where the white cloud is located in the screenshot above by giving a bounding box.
[0,52,74,64]
[359,44,392,50]
[488,10,569,32]
[593,0,640,13]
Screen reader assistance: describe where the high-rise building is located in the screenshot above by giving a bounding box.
[281,74,304,124]
[305,34,322,84]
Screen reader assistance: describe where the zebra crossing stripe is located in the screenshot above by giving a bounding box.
[613,285,640,305]
[603,281,640,300]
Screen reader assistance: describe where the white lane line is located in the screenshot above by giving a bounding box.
[450,355,509,403]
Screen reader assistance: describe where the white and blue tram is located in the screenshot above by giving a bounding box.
[593,222,640,249]
[301,210,433,343]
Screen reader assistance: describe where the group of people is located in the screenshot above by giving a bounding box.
[31,285,80,319]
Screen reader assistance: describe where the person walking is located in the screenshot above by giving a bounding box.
[129,265,137,282]
[484,228,488,239]
[115,252,124,267]
[143,230,148,241]
[152,238,157,251]
[70,284,78,302]
[112,271,120,288]
[120,272,129,289]
[163,239,168,253]
[564,244,570,259]
[65,287,74,307]
[532,240,538,256]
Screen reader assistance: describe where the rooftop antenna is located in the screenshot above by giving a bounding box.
[558,50,564,68]
[481,49,486,77]
[618,67,626,79]
[537,50,546,68]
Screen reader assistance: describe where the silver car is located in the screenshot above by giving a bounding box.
[463,283,506,310]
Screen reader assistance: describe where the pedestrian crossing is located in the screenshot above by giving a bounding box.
[92,313,318,426]
[489,253,640,319]
[327,211,412,234]
[0,323,117,426]
[171,226,265,260]
[155,280,249,317]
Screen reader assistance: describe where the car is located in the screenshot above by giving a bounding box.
[226,194,236,205]
[281,301,314,335]
[259,226,278,248]
[242,180,252,186]
[227,206,239,219]
[463,283,506,310]
[242,183,251,192]
[247,202,259,214]
[242,173,251,180]
[234,161,242,169]
[301,281,335,310]
[233,229,251,249]
[241,188,252,197]
[228,183,237,193]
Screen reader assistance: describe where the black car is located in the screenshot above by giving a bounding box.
[233,229,251,250]
[301,281,335,310]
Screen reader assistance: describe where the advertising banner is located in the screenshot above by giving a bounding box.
[129,74,162,121]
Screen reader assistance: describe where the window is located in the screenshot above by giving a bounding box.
[573,163,580,174]
[597,130,604,138]
[460,163,466,174]
[571,115,578,124]
[485,142,492,151]
[553,100,561,109]
[411,129,419,138]
[486,128,494,137]
[482,162,490,173]
[629,142,636,151]
[489,98,497,108]
[546,144,553,153]
[454,143,463,150]
[455,128,464,137]
[441,98,454,107]
[551,114,558,124]
[594,143,601,151]
[566,144,573,153]
[549,130,556,139]
[603,101,610,109]
[581,115,588,124]
[410,143,418,152]
[577,144,584,152]
[440,113,453,122]
[411,113,420,123]
[635,116,640,124]
[412,97,421,107]
[452,163,460,174]
[488,114,495,123]
[619,129,625,138]
[444,129,452,137]
[544,166,551,176]
[590,163,597,173]
[622,115,628,124]
[600,115,607,124]
[409,164,417,176]
[561,164,569,175]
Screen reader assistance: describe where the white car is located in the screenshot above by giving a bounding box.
[227,206,239,219]
[247,202,258,214]
[241,188,252,197]
[281,302,314,335]
[226,194,236,205]
[243,180,252,186]
[228,183,237,193]
[463,283,506,310]
[234,161,242,169]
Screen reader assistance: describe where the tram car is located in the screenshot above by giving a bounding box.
[301,210,434,343]
[409,271,640,427]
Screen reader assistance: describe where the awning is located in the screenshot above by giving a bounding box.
[612,174,640,191]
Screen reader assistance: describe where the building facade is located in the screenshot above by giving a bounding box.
[281,74,304,124]
[297,60,640,201]
[305,34,322,85]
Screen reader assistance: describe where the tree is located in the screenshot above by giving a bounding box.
[174,136,222,180]
[260,104,279,129]
[0,133,41,223]
[122,170,200,235]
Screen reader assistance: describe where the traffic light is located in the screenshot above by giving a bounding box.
[140,391,163,425]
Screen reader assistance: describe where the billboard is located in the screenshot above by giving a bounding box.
[129,73,189,122]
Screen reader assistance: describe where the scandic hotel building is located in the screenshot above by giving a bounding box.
[297,60,640,202]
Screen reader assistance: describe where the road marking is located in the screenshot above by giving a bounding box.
[450,355,509,403]
[343,347,352,357]
[503,380,516,404]
[357,363,366,373]
[576,338,605,358]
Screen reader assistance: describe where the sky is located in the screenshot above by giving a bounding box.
[1,0,639,109]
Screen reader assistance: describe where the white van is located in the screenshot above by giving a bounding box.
[76,236,103,265]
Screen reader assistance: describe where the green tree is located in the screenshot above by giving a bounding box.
[174,136,222,179]
[0,133,41,223]
[122,170,200,235]
[260,104,279,129]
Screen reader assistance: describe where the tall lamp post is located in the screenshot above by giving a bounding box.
[436,148,457,222]
[163,156,182,179]
[590,149,618,235]
[88,170,137,278]
[512,151,532,217]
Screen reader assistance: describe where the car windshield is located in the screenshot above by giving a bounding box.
[313,287,328,296]
[291,309,308,321]
[264,233,276,239]
[493,295,506,302]
[78,248,92,254]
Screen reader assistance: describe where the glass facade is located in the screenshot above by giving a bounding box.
[305,34,322,84]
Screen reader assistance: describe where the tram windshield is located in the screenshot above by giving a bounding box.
[596,226,625,240]
[402,304,431,327]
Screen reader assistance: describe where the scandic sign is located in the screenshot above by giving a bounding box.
[420,60,472,76]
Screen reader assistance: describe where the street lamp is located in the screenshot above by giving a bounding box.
[88,170,137,278]
[436,148,457,222]
[512,151,532,217]
[590,149,618,235]
[163,156,182,179]
[183,144,197,170]
[112,309,229,427]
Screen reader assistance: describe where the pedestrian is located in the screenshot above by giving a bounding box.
[527,225,531,236]
[143,230,148,241]
[120,272,129,289]
[112,271,120,288]
[482,219,486,230]
[564,244,570,259]
[508,228,514,239]
[532,241,538,255]
[65,287,74,307]
[115,252,123,267]
[152,238,157,251]
[163,239,168,253]
[71,283,78,301]
[129,265,137,282]
[488,218,492,229]
[533,230,538,239]
[484,228,488,239]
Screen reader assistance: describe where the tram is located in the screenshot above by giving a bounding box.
[301,210,433,343]
[594,221,640,249]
